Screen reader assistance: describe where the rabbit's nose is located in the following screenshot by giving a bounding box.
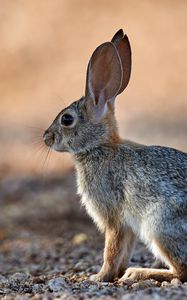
[43,130,55,147]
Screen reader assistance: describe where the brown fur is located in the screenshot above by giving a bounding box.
[44,29,187,284]
[120,267,175,282]
[91,224,135,282]
[120,240,187,282]
[102,102,122,145]
[154,240,187,282]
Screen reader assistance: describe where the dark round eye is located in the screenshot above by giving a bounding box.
[61,114,74,126]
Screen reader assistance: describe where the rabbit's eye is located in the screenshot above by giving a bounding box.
[61,114,74,127]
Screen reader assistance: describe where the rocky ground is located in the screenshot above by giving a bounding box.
[0,170,187,300]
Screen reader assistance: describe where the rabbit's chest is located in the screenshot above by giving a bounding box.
[76,171,107,231]
[81,192,106,231]
[76,167,117,231]
[76,163,109,201]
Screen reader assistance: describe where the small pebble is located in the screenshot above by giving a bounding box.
[72,233,88,245]
[171,278,182,286]
[100,282,109,286]
[0,275,8,287]
[161,281,170,287]
[9,273,29,284]
[131,279,159,291]
[32,276,45,284]
[48,277,66,292]
[31,295,42,300]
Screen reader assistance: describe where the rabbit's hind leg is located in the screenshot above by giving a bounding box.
[119,267,174,282]
[119,236,187,282]
[154,236,187,282]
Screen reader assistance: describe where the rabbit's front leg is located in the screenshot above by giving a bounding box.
[117,225,135,278]
[90,224,135,282]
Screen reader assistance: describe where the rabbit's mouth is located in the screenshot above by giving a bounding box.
[43,130,55,147]
[43,129,60,148]
[43,129,69,152]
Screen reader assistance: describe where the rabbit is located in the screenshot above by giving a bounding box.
[43,29,187,283]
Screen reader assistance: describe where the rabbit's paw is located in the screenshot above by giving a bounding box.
[89,272,115,282]
[89,273,101,282]
[119,267,174,282]
[119,267,147,281]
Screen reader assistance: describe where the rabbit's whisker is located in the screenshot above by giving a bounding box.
[41,147,51,172]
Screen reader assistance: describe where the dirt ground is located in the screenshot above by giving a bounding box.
[0,170,187,300]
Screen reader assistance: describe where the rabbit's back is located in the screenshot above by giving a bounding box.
[126,144,187,205]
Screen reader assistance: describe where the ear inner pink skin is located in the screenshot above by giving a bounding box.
[85,42,123,107]
[111,29,131,94]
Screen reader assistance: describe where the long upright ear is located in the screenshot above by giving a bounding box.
[111,29,131,94]
[85,42,122,112]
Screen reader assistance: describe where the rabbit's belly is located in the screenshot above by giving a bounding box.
[124,210,155,248]
[124,211,172,264]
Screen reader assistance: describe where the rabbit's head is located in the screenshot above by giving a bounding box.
[43,29,131,154]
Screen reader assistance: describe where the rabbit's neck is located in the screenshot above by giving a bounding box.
[73,144,113,169]
[74,144,107,157]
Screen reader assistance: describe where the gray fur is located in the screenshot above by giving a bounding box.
[45,96,187,269]
[43,30,187,281]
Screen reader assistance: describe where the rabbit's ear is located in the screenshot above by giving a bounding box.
[85,41,122,120]
[111,29,131,94]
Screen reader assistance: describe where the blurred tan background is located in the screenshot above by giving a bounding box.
[0,0,187,177]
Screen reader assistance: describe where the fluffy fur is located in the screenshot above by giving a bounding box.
[43,29,187,282]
